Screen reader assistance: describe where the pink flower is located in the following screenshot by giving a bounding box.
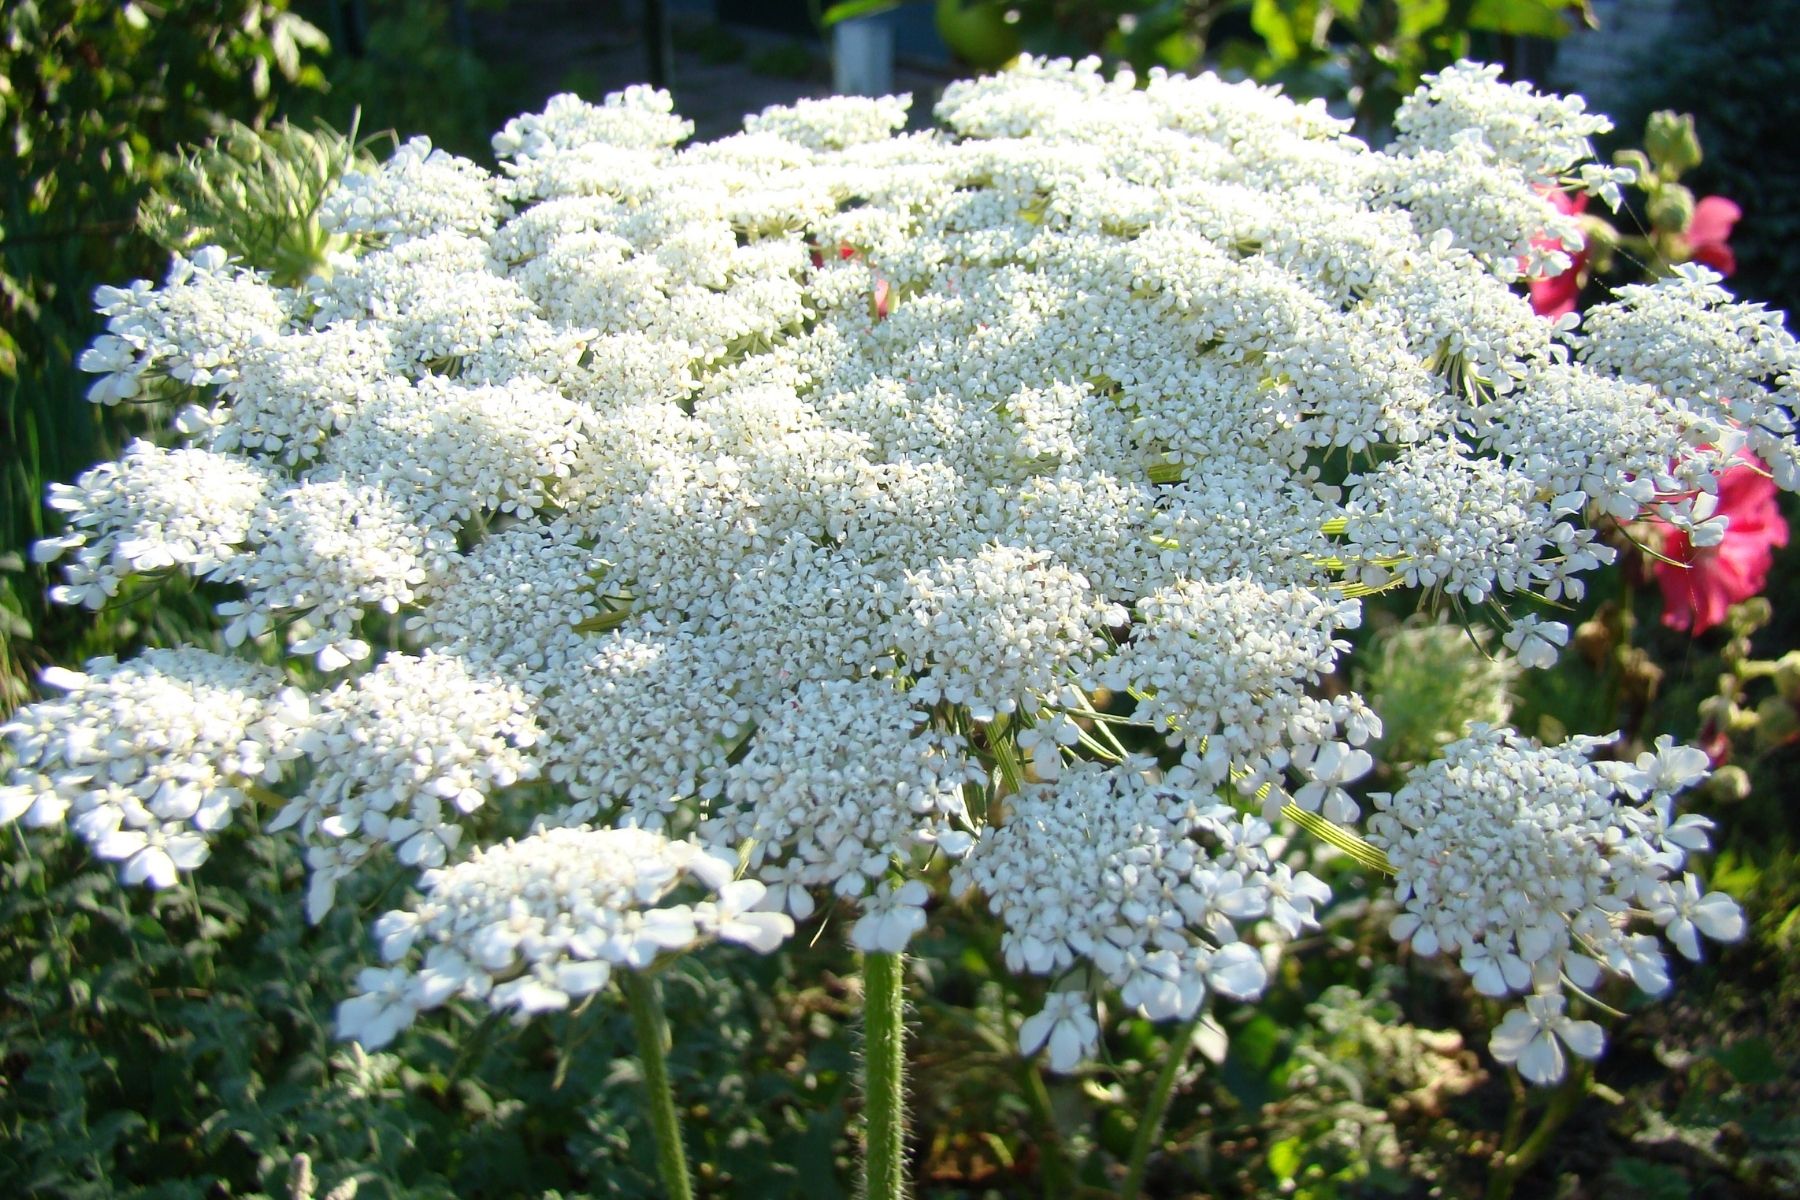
[1654,453,1790,634]
[1529,188,1589,319]
[1679,196,1741,276]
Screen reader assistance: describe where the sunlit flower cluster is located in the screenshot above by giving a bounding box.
[0,649,305,885]
[1368,727,1743,1082]
[337,825,792,1047]
[955,760,1326,1070]
[4,58,1789,1073]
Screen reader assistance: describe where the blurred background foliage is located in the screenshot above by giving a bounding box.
[1610,0,1800,322]
[1,2,1797,1196]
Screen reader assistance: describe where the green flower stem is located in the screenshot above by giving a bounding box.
[1485,1063,1588,1200]
[623,970,694,1200]
[1121,1012,1202,1200]
[1018,1056,1075,1199]
[862,950,909,1200]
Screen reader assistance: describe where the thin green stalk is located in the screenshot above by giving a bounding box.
[1018,1055,1075,1198]
[1485,1063,1588,1200]
[1121,1012,1202,1200]
[623,970,694,1200]
[862,950,908,1200]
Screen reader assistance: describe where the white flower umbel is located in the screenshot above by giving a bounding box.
[1368,726,1745,1083]
[0,649,305,886]
[1102,579,1366,800]
[78,246,294,402]
[954,761,1322,1071]
[271,652,543,920]
[19,58,1787,1078]
[35,440,274,608]
[336,825,792,1047]
[895,545,1125,721]
[705,675,982,925]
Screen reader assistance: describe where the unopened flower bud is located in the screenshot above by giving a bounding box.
[1755,695,1800,750]
[1726,597,1773,638]
[1620,647,1664,708]
[1644,111,1703,178]
[1647,183,1695,236]
[1574,611,1616,668]
[1771,651,1800,705]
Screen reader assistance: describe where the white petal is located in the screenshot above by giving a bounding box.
[1557,1018,1605,1061]
[1517,1031,1567,1084]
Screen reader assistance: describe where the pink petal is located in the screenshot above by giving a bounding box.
[1687,196,1741,248]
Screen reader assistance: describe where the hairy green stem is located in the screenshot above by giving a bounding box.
[1121,1012,1202,1200]
[1485,1064,1588,1200]
[862,950,908,1199]
[623,970,694,1200]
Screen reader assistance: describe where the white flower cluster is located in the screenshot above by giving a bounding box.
[319,136,508,242]
[1574,265,1800,491]
[743,94,911,151]
[0,649,304,885]
[337,825,792,1047]
[1368,727,1744,1083]
[1385,60,1612,276]
[33,440,274,608]
[77,247,294,402]
[270,652,543,921]
[705,676,984,926]
[895,544,1126,720]
[1392,61,1612,182]
[1102,579,1370,805]
[9,58,1784,1069]
[954,761,1327,1071]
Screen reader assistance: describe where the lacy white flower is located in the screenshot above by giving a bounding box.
[705,675,981,924]
[11,57,1783,1077]
[1368,726,1745,1082]
[336,825,792,1047]
[895,544,1125,721]
[35,440,274,608]
[953,761,1318,1070]
[1018,988,1102,1074]
[0,649,305,886]
[1488,991,1604,1085]
[270,652,543,919]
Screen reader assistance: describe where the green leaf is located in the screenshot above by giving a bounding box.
[1712,1037,1781,1085]
[1251,0,1319,62]
[1466,0,1581,38]
[1606,1158,1692,1200]
[1395,0,1451,38]
[822,0,907,26]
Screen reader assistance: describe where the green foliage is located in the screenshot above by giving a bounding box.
[0,821,868,1197]
[825,0,1588,128]
[1613,0,1800,319]
[1212,0,1590,132]
[2,4,1797,1194]
[0,0,329,374]
[286,0,509,162]
[0,0,330,715]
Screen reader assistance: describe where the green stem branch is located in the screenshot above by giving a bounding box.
[1121,1012,1202,1200]
[624,970,693,1200]
[1018,1056,1074,1198]
[1486,1064,1588,1200]
[862,950,908,1200]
